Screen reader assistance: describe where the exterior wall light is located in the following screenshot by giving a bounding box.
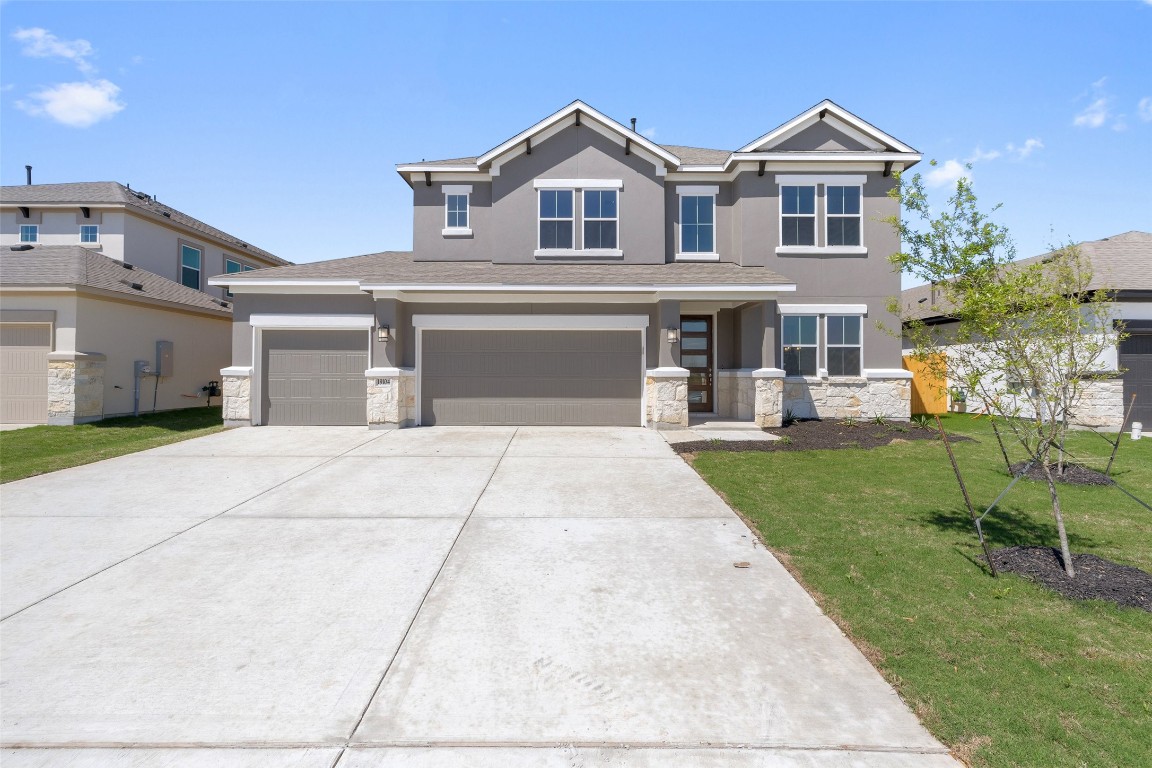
[666,328,679,344]
[377,325,391,342]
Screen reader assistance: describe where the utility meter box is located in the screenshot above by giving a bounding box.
[155,340,174,377]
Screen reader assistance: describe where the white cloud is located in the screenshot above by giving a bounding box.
[641,127,657,139]
[12,27,95,74]
[1138,97,1152,122]
[1007,138,1044,159]
[925,159,970,188]
[1072,77,1128,129]
[965,147,1000,163]
[1074,97,1110,128]
[16,79,124,128]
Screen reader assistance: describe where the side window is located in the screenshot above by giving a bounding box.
[826,186,862,246]
[782,316,818,376]
[20,224,38,243]
[446,194,469,229]
[780,186,816,246]
[583,190,618,249]
[538,189,574,249]
[680,195,715,254]
[180,244,202,290]
[826,315,862,376]
[80,225,100,244]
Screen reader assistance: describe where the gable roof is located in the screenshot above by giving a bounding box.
[901,231,1152,322]
[0,182,289,266]
[210,250,795,290]
[1,244,233,316]
[737,99,919,154]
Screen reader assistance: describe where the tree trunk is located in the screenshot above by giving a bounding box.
[1040,445,1075,577]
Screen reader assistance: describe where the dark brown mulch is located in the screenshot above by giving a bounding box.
[671,418,972,454]
[990,546,1152,612]
[1009,461,1113,486]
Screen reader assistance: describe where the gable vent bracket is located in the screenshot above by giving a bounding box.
[18,206,30,219]
[525,137,532,155]
[625,137,631,156]
[574,110,581,127]
[80,206,91,219]
[883,161,893,177]
[758,160,766,177]
[424,171,432,187]
[818,108,827,120]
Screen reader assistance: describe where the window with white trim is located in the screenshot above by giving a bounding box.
[583,189,618,249]
[224,258,255,298]
[680,195,715,254]
[180,244,202,290]
[780,185,816,246]
[80,225,99,244]
[826,186,862,247]
[20,224,38,243]
[782,315,818,377]
[826,315,862,376]
[538,189,574,249]
[446,194,468,229]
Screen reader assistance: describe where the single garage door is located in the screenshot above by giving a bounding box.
[1119,331,1152,428]
[0,323,51,424]
[262,329,368,425]
[421,329,642,426]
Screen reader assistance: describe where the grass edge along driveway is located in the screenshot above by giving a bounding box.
[0,407,226,484]
[689,415,1152,768]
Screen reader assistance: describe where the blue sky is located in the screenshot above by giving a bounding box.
[2,1,1149,285]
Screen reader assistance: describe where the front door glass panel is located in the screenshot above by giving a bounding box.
[680,315,713,412]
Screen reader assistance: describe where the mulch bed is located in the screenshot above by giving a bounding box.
[671,418,971,454]
[990,546,1152,612]
[1009,461,1113,486]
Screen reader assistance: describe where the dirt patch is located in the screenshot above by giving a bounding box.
[1009,461,1113,486]
[671,419,970,454]
[990,546,1152,612]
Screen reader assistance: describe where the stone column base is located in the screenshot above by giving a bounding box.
[1072,376,1125,430]
[47,352,106,425]
[366,367,416,428]
[645,367,689,429]
[752,368,785,427]
[221,366,253,427]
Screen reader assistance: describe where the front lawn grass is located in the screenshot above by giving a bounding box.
[0,407,225,483]
[690,415,1152,768]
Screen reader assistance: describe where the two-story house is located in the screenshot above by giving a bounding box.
[0,181,288,424]
[212,100,921,429]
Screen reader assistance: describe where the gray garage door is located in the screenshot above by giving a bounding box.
[1119,331,1152,428]
[0,323,51,424]
[262,330,368,426]
[421,329,642,426]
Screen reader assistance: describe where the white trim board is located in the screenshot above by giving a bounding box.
[411,314,650,330]
[533,179,623,189]
[249,314,375,329]
[777,303,868,315]
[775,174,867,186]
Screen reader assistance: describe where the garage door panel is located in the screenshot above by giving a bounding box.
[422,329,641,427]
[1120,332,1152,426]
[1,323,51,424]
[263,330,367,426]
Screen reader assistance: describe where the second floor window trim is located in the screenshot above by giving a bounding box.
[775,174,868,255]
[534,182,624,257]
[180,243,202,291]
[676,185,718,261]
[80,225,100,244]
[224,257,255,298]
[538,189,575,250]
[20,224,38,243]
[442,184,472,236]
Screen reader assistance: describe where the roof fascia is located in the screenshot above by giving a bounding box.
[363,283,797,295]
[737,100,918,154]
[476,100,680,169]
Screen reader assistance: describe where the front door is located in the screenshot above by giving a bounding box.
[680,316,713,413]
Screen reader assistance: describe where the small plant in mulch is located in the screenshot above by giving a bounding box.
[1009,461,1113,486]
[990,546,1152,612]
[670,418,968,455]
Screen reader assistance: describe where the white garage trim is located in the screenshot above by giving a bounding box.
[249,314,375,329]
[413,314,649,427]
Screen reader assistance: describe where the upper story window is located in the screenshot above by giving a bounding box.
[538,189,575,250]
[826,315,862,376]
[680,195,715,254]
[224,258,255,298]
[782,315,818,377]
[442,185,472,236]
[20,224,38,243]
[80,225,99,244]
[826,186,861,247]
[583,190,618,249]
[781,185,816,246]
[180,244,202,290]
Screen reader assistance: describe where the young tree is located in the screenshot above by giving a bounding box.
[888,165,1120,577]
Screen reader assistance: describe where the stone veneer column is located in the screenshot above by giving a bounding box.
[366,367,416,429]
[752,368,785,428]
[645,367,689,429]
[220,366,253,426]
[47,352,106,425]
[1072,376,1125,430]
[861,370,913,420]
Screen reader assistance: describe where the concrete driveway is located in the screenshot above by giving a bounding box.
[1,426,958,767]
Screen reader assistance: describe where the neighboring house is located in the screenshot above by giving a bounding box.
[211,99,921,429]
[900,231,1152,430]
[0,182,289,425]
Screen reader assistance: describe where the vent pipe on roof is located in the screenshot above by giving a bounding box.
[630,118,637,132]
[25,165,32,185]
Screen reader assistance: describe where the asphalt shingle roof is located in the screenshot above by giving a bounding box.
[1,182,289,266]
[215,250,795,287]
[901,231,1152,322]
[1,244,233,316]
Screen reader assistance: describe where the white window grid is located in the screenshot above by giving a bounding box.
[825,185,863,247]
[781,314,819,376]
[780,185,817,247]
[445,193,469,229]
[79,225,99,244]
[583,188,619,250]
[537,188,575,250]
[679,195,716,254]
[20,224,38,243]
[180,245,202,290]
[825,314,863,376]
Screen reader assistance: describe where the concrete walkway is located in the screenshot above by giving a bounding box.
[1,426,959,766]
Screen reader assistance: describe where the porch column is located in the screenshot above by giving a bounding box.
[646,298,689,428]
[753,300,786,428]
[367,297,415,429]
[657,298,681,368]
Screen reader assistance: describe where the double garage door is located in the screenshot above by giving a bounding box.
[262,328,643,427]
